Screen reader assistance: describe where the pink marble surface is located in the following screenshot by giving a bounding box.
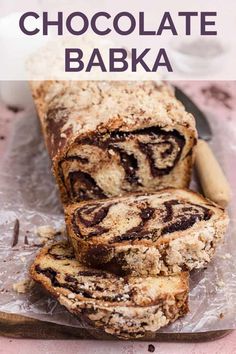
[0,81,236,353]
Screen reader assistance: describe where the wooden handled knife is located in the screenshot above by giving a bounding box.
[175,86,231,208]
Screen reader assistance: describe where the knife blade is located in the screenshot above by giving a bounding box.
[174,86,212,141]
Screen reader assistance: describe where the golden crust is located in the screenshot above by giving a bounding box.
[31,81,196,157]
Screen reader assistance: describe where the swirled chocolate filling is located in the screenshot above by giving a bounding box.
[69,171,106,200]
[71,198,213,243]
[35,263,131,302]
[58,127,186,201]
[72,203,111,238]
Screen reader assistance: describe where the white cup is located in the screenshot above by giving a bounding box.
[0,11,47,109]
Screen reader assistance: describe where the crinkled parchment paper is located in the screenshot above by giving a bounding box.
[0,103,236,333]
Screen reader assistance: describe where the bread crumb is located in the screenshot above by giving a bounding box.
[37,225,56,240]
[36,225,67,243]
[13,279,35,294]
[220,253,232,260]
[217,280,225,288]
[68,293,76,299]
[20,256,26,263]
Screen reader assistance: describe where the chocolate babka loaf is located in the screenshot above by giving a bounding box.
[30,242,189,339]
[65,188,229,276]
[31,81,197,204]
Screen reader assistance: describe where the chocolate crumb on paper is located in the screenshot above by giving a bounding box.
[11,219,20,247]
[7,105,23,113]
[24,235,29,245]
[148,344,155,352]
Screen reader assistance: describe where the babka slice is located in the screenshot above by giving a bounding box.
[65,188,229,276]
[31,81,197,204]
[30,242,189,339]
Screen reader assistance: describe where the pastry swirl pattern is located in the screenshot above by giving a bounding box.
[71,197,213,243]
[59,127,186,201]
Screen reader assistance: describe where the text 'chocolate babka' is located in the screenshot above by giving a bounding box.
[65,188,229,276]
[31,81,197,204]
[30,242,189,339]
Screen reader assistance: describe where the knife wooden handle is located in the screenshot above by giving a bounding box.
[195,139,231,207]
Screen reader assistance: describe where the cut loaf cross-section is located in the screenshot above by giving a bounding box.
[65,188,229,276]
[30,242,189,339]
[31,81,197,204]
